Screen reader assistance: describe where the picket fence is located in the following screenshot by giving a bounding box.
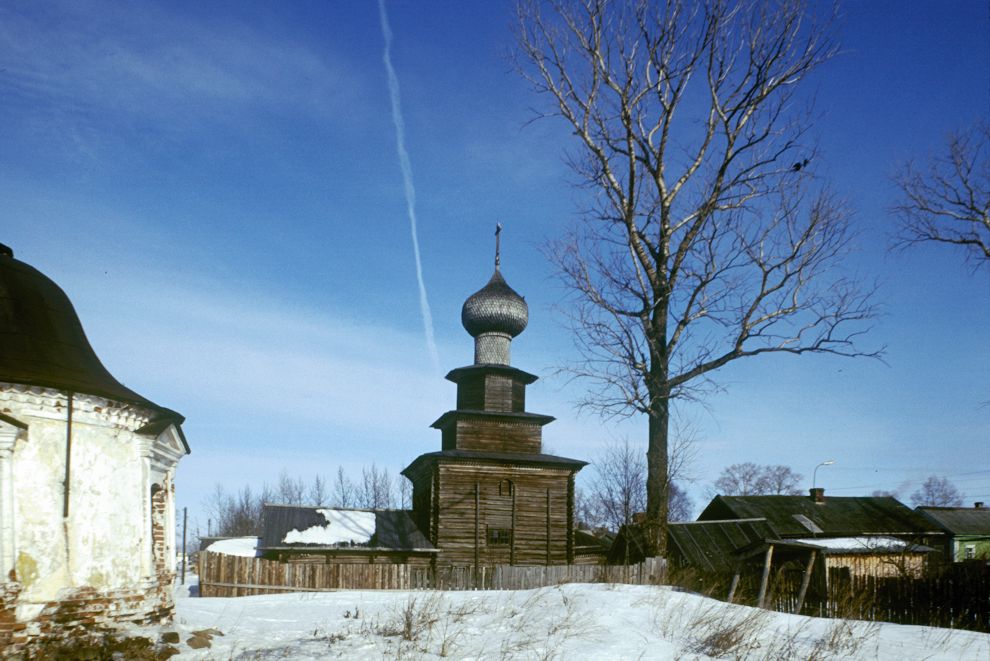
[198,551,666,597]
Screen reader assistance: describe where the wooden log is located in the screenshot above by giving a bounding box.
[757,544,774,609]
[794,550,817,614]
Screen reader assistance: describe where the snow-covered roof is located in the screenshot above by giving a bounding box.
[206,536,261,557]
[283,509,376,545]
[789,536,930,554]
[258,505,436,551]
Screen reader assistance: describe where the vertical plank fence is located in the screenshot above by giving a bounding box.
[198,552,666,597]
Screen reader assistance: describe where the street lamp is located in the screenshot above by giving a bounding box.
[813,460,835,489]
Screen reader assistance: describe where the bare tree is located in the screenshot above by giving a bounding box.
[275,469,306,505]
[892,123,990,268]
[309,473,330,507]
[398,475,412,509]
[358,463,395,509]
[910,475,964,507]
[759,464,804,495]
[517,0,879,554]
[332,466,356,508]
[713,462,803,495]
[714,462,765,496]
[583,437,693,529]
[205,483,269,537]
[588,438,647,530]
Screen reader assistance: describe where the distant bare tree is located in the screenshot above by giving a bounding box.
[205,483,268,537]
[870,489,898,498]
[358,463,395,509]
[517,0,880,555]
[759,464,804,495]
[714,462,803,496]
[588,439,647,530]
[893,123,990,268]
[910,475,964,507]
[584,437,693,529]
[332,466,356,508]
[667,482,693,522]
[398,476,412,509]
[309,474,330,507]
[275,469,306,505]
[714,463,764,496]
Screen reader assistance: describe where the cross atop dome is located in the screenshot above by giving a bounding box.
[460,226,528,365]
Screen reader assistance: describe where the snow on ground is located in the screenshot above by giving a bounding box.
[283,509,376,545]
[204,537,260,557]
[157,577,990,660]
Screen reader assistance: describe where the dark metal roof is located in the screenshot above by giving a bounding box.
[917,507,990,536]
[0,246,185,431]
[699,495,942,537]
[461,268,528,338]
[259,505,436,552]
[430,409,555,430]
[667,519,780,573]
[445,363,538,385]
[402,449,587,478]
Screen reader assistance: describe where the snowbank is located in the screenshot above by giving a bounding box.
[156,583,988,659]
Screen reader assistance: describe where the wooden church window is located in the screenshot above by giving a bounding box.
[498,480,514,497]
[488,527,512,546]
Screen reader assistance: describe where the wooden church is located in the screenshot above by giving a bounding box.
[402,239,586,567]
[252,236,588,571]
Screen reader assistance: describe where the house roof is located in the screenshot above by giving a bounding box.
[698,494,941,537]
[259,505,436,552]
[668,518,779,574]
[0,244,185,433]
[917,507,990,536]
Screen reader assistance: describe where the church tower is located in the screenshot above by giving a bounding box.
[403,231,585,567]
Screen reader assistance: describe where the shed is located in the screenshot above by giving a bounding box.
[259,505,437,565]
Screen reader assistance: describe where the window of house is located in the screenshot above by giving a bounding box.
[488,527,512,546]
[499,480,514,497]
[965,545,976,560]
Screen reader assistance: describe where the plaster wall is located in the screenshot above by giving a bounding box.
[0,383,184,652]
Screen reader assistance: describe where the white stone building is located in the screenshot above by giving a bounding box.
[0,243,189,651]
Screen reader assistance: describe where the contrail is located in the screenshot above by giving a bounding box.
[378,0,441,379]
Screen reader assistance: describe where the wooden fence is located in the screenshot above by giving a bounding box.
[764,561,989,632]
[198,552,666,597]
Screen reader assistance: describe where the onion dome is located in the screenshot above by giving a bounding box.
[461,269,529,338]
[461,268,528,365]
[0,242,182,421]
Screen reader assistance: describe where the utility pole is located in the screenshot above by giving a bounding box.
[181,507,188,585]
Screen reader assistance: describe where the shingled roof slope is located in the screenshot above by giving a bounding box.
[698,495,941,537]
[668,518,779,574]
[917,507,990,536]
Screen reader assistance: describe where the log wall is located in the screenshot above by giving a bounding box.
[434,463,572,566]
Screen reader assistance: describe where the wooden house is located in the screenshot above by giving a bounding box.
[402,258,586,568]
[917,503,990,563]
[670,489,944,607]
[698,489,943,546]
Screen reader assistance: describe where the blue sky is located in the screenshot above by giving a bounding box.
[2,0,988,533]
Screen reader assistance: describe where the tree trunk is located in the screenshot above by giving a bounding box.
[645,397,669,557]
